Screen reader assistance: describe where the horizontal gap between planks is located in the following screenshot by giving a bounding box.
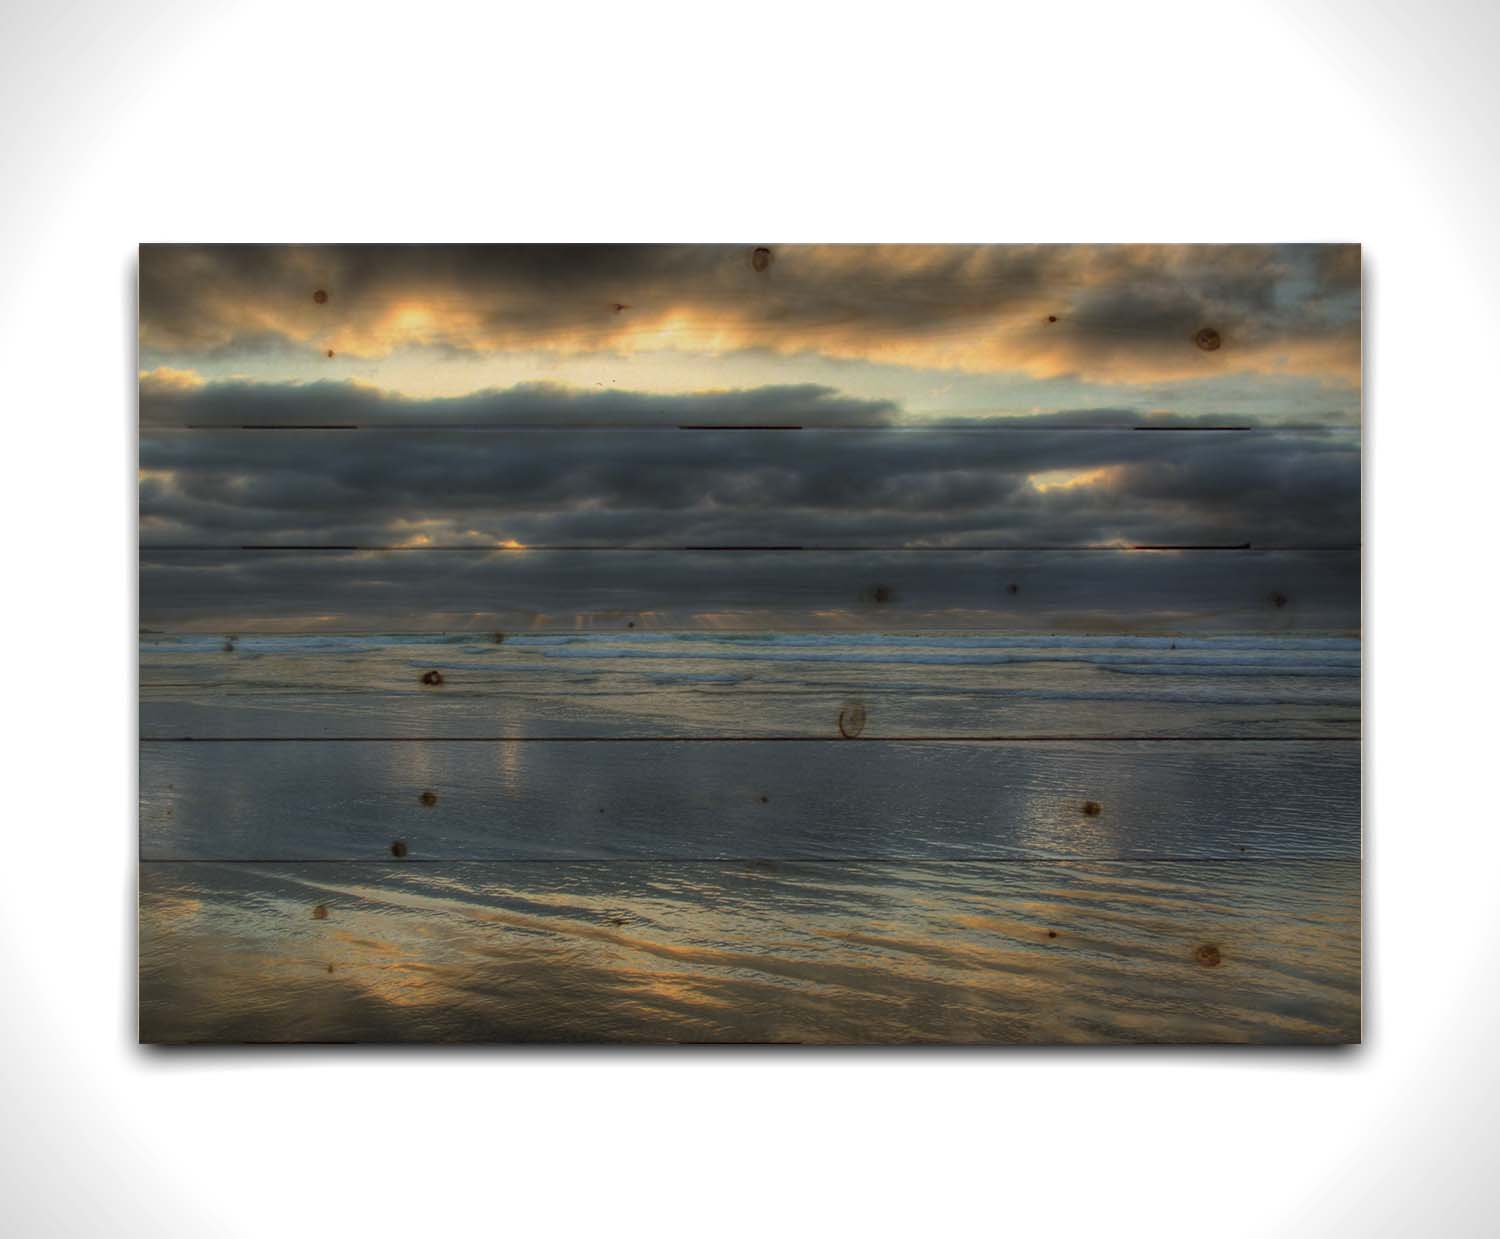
[139,856,1359,865]
[139,735,1363,744]
[161,423,1362,433]
[141,543,1364,552]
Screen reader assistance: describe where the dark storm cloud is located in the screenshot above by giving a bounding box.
[139,378,901,428]
[138,547,1359,634]
[140,381,1359,552]
[139,244,1361,385]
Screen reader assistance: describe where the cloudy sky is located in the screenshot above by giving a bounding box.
[139,244,1360,631]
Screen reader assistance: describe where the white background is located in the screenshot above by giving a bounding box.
[0,1,1492,1234]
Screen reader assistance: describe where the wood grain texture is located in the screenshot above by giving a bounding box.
[139,547,1360,634]
[140,738,1359,861]
[141,634,1360,740]
[139,242,1362,434]
[140,685,1359,742]
[140,427,1359,549]
[137,243,1362,1045]
[139,859,1361,1044]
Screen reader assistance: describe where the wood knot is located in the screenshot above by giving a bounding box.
[1194,327,1221,351]
[750,246,773,272]
[1081,800,1102,816]
[418,791,438,807]
[1006,582,1020,596]
[838,703,868,739]
[611,302,630,312]
[311,904,328,920]
[757,794,770,804]
[1046,929,1058,939]
[1269,591,1288,608]
[390,839,409,858]
[313,289,329,305]
[421,670,444,685]
[1194,943,1222,967]
[1046,315,1057,323]
[222,640,236,653]
[862,583,896,605]
[492,630,506,644]
[326,349,335,358]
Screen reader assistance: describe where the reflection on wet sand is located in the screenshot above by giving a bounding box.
[141,860,1359,1044]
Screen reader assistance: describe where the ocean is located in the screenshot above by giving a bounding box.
[140,631,1360,1042]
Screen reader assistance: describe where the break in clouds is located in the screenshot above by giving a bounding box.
[139,243,1360,387]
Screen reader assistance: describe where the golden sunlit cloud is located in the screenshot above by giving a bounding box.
[140,244,1361,388]
[139,366,205,392]
[384,518,526,547]
[1029,466,1118,493]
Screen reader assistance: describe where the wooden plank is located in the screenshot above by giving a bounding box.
[139,547,1360,634]
[139,244,1361,433]
[139,739,1359,861]
[138,858,1361,1043]
[140,632,1361,740]
[138,244,1362,1046]
[140,427,1359,549]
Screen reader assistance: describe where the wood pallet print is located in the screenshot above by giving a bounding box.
[138,243,1362,1044]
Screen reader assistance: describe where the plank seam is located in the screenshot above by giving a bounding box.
[138,735,1364,743]
[138,856,1361,865]
[141,544,1363,552]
